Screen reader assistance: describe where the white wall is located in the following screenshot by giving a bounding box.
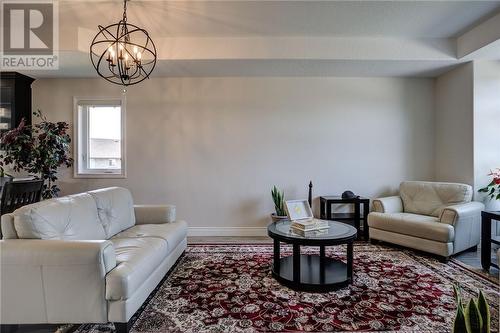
[32,77,435,234]
[434,61,500,203]
[473,61,500,204]
[434,62,475,185]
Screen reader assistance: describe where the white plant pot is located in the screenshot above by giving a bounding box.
[270,213,288,223]
[484,197,500,212]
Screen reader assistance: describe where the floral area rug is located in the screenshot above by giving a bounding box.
[76,243,499,333]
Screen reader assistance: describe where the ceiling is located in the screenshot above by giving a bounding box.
[12,0,500,78]
[63,0,500,38]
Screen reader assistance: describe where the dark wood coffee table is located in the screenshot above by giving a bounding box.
[267,220,357,292]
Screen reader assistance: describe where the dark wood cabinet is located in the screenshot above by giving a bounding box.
[0,72,35,140]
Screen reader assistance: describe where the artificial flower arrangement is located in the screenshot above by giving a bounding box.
[478,168,500,200]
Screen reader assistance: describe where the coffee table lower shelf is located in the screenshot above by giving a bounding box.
[271,255,350,292]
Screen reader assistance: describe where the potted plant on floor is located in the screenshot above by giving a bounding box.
[271,186,288,222]
[0,110,73,199]
[478,168,500,211]
[453,284,491,333]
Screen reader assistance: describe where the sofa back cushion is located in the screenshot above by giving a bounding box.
[12,193,107,240]
[399,181,472,217]
[88,187,135,238]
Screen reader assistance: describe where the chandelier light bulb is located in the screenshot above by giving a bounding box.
[90,0,157,86]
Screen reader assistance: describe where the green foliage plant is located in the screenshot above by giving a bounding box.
[271,186,286,216]
[453,284,490,333]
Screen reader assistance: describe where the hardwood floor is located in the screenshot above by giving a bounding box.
[454,242,499,276]
[9,237,498,333]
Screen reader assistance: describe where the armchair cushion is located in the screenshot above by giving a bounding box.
[372,196,403,213]
[399,181,472,217]
[368,212,454,242]
[134,205,176,224]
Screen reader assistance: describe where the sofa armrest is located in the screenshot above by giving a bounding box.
[1,213,17,239]
[439,202,485,226]
[372,196,403,213]
[0,239,116,324]
[134,205,176,224]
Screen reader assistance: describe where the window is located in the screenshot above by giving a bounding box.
[74,98,126,178]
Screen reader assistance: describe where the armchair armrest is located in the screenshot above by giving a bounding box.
[439,201,484,254]
[134,205,176,224]
[372,196,403,213]
[0,240,116,324]
[439,201,485,226]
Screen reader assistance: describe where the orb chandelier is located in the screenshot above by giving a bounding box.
[90,0,157,86]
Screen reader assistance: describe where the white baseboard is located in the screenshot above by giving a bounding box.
[188,227,268,237]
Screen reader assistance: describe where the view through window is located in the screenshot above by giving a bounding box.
[75,99,125,177]
[88,105,122,170]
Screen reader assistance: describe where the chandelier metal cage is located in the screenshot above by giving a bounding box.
[90,0,157,86]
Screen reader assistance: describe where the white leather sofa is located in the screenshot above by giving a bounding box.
[368,181,484,259]
[0,187,187,333]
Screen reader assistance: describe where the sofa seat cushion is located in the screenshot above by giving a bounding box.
[12,193,106,240]
[112,221,188,251]
[105,237,168,301]
[88,187,136,239]
[368,212,454,243]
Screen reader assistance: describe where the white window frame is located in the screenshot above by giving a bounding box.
[73,96,126,178]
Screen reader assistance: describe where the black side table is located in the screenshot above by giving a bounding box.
[320,196,370,240]
[481,211,500,270]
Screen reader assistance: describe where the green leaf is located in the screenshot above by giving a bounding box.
[453,304,468,333]
[465,299,483,333]
[453,284,463,307]
[477,291,490,333]
[272,186,286,216]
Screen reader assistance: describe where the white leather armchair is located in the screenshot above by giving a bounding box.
[0,188,188,333]
[368,181,484,259]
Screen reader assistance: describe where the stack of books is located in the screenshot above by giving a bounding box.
[291,219,329,236]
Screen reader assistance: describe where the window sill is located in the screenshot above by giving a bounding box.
[74,173,127,179]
